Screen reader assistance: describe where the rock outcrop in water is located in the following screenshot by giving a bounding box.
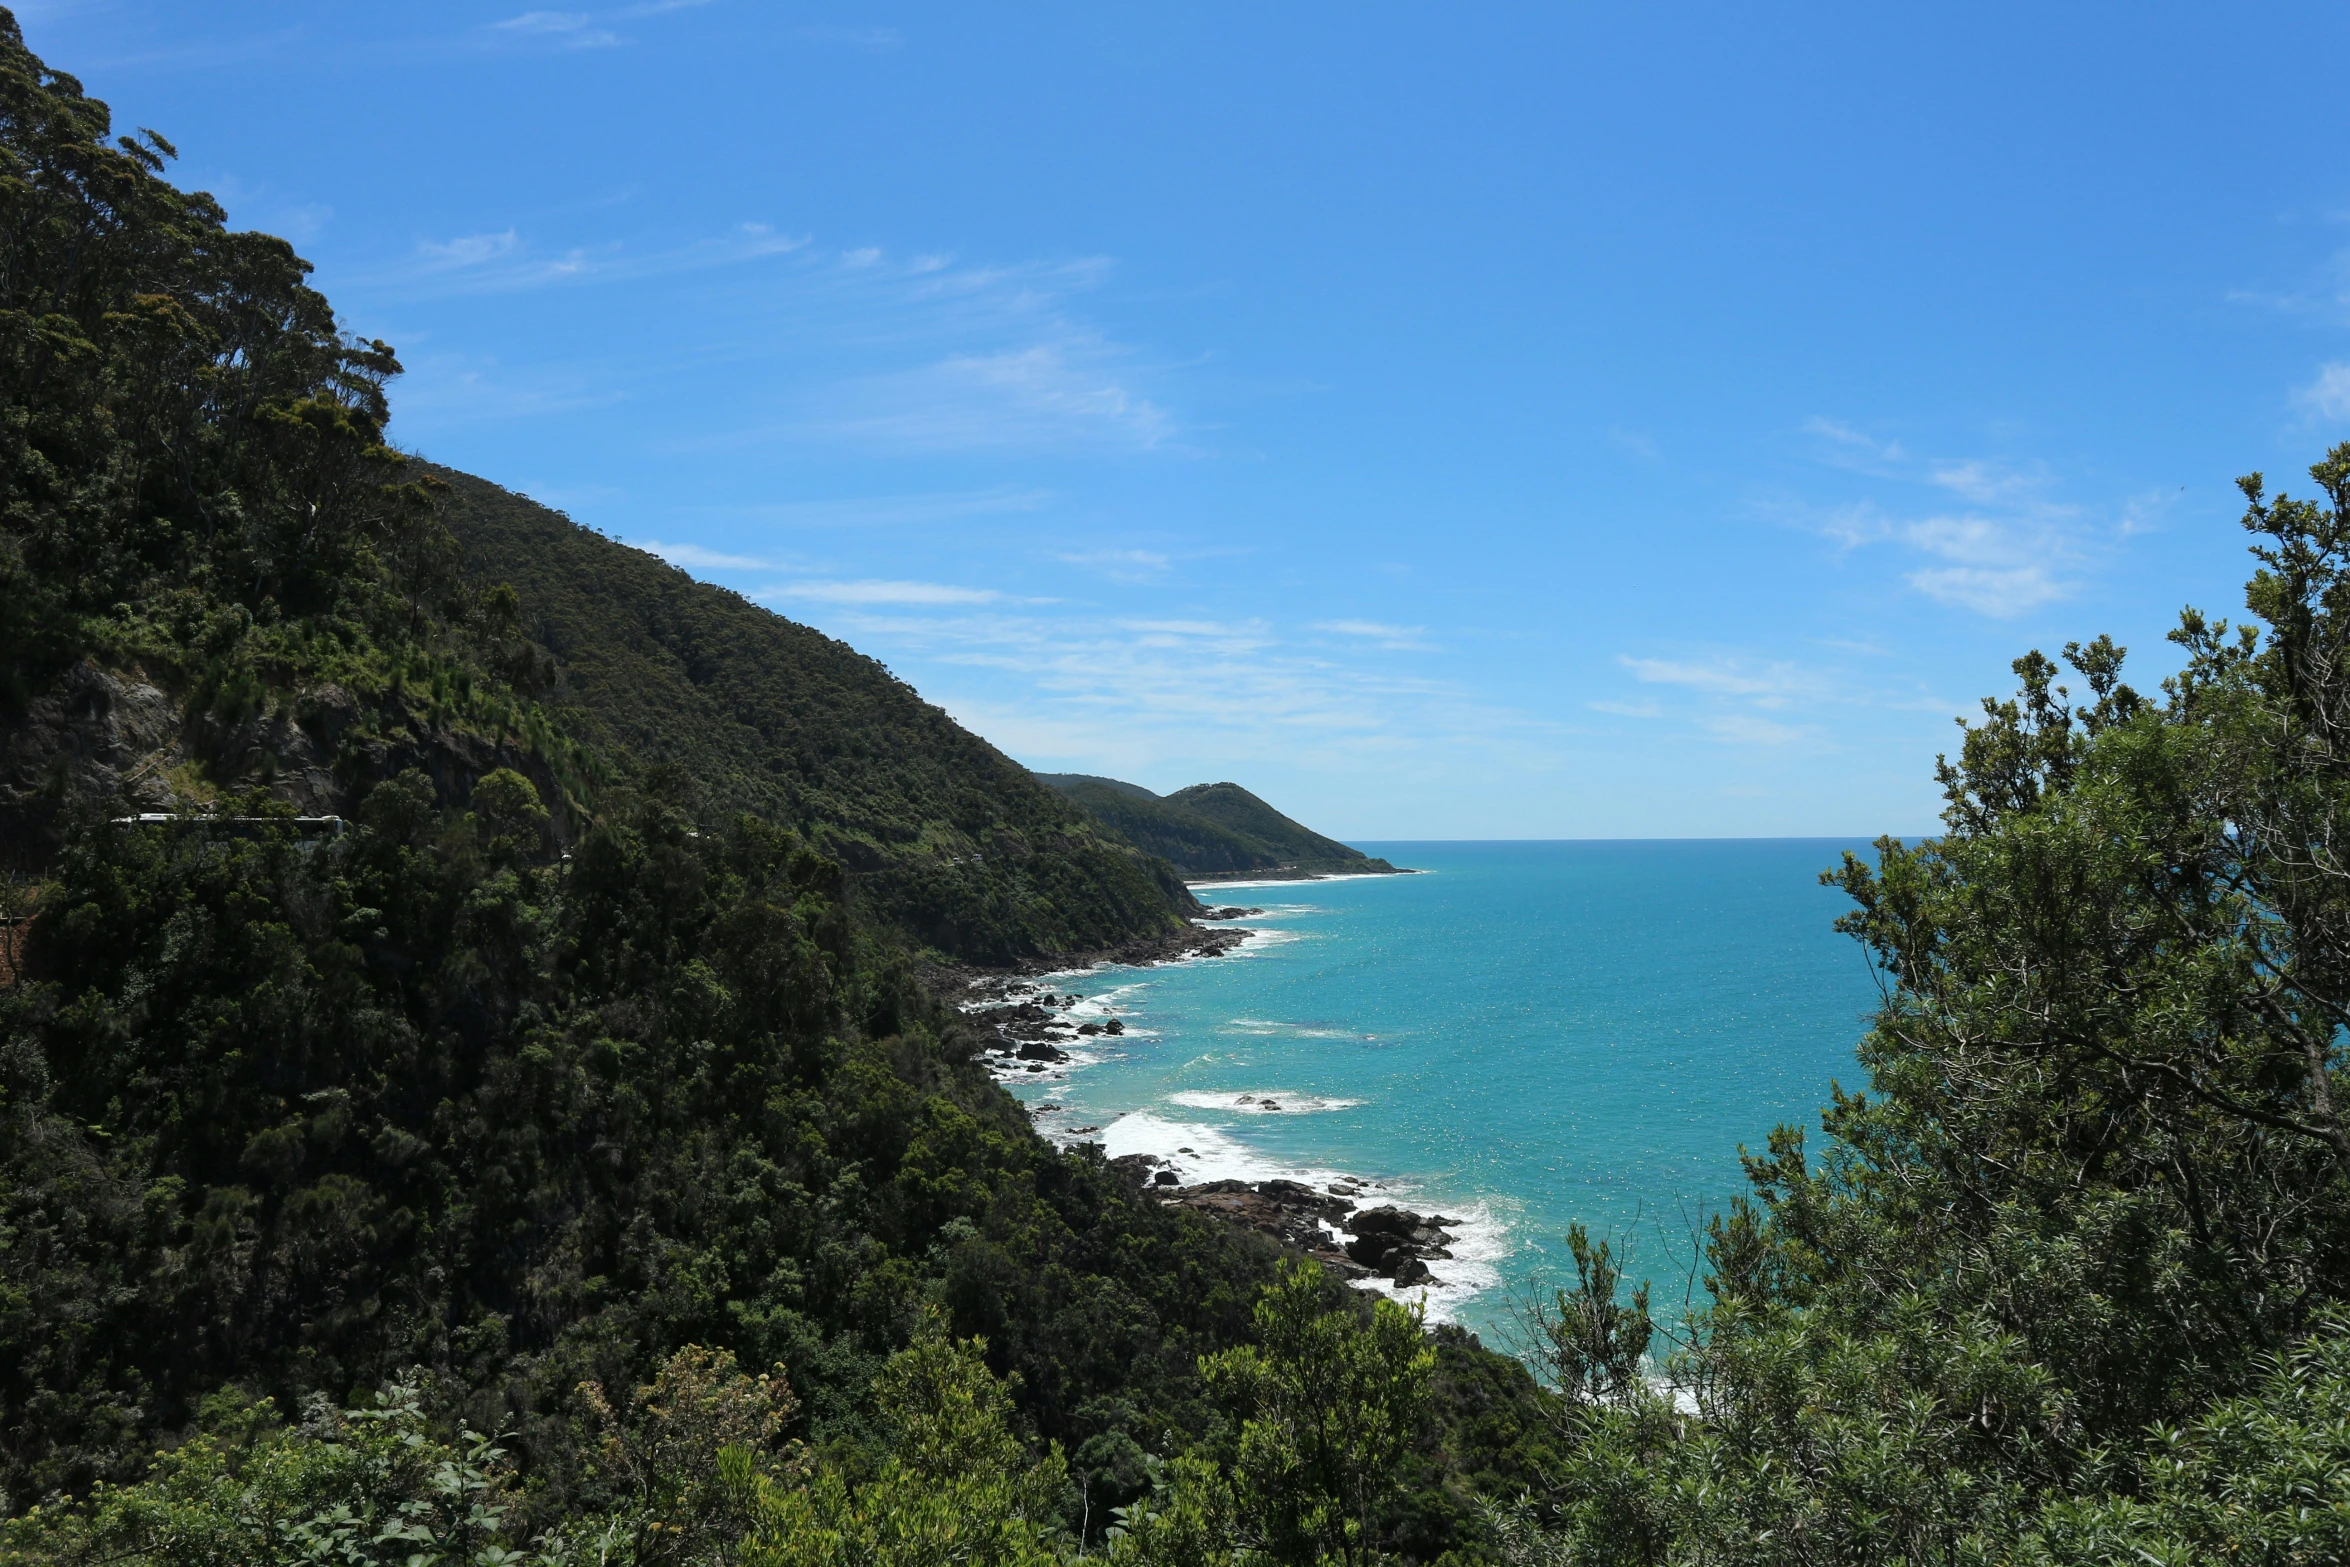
[1098,1164,1462,1288]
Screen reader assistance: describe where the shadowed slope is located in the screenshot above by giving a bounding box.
[431,468,1195,961]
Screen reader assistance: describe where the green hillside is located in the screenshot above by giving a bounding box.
[430,470,1196,962]
[1033,774,1280,875]
[1165,782,1399,875]
[1037,774,1400,878]
[0,28,1543,1559]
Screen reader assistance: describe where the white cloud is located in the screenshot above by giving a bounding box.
[692,487,1055,529]
[634,540,774,571]
[817,340,1175,452]
[1608,426,1659,461]
[379,223,805,297]
[1313,619,1434,650]
[770,604,1541,782]
[762,579,1005,606]
[793,24,904,48]
[496,9,588,30]
[418,230,520,269]
[1704,714,1812,746]
[1621,656,1816,706]
[1057,548,1171,583]
[1803,415,1907,466]
[2296,363,2350,421]
[1788,420,2099,618]
[1905,564,2066,615]
[492,10,620,45]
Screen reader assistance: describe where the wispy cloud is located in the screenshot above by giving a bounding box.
[1314,619,1434,651]
[761,578,1007,606]
[1057,548,1172,583]
[2296,363,2350,421]
[1608,425,1660,462]
[418,229,521,270]
[772,604,1541,780]
[1606,648,1954,750]
[1704,714,1812,746]
[813,338,1176,453]
[1622,655,1819,706]
[493,10,621,46]
[700,487,1057,529]
[636,540,775,571]
[793,24,903,49]
[382,221,804,295]
[389,352,628,424]
[1787,418,2118,618]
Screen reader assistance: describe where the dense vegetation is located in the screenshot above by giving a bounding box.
[434,471,1197,963]
[13,7,2350,1563]
[0,16,1539,1564]
[1478,457,2350,1564]
[1036,776,1399,879]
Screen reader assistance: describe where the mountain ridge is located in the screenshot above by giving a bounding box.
[1036,772,1404,880]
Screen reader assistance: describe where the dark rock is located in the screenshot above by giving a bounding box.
[1392,1256,1433,1287]
[1153,1170,1180,1186]
[1311,1248,1374,1279]
[1015,1039,1067,1062]
[1348,1205,1426,1238]
[1077,1023,1103,1035]
[1103,1017,1125,1035]
[1106,1154,1163,1187]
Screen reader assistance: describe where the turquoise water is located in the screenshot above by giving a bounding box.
[1001,839,1886,1345]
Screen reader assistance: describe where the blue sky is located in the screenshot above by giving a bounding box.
[24,1,2350,836]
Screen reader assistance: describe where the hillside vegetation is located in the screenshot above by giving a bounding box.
[1036,775,1400,879]
[0,18,1544,1564]
[11,10,2350,1566]
[434,471,1197,963]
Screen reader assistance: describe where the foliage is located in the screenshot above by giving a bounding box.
[0,1379,556,1567]
[0,780,1281,1518]
[733,1314,1069,1567]
[1127,1262,1437,1567]
[1036,775,1398,878]
[1489,450,2350,1564]
[2019,1312,2350,1567]
[428,469,1196,962]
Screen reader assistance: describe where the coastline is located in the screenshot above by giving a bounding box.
[955,904,1510,1324]
[1186,864,1419,884]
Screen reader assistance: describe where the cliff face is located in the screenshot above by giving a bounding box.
[0,660,577,872]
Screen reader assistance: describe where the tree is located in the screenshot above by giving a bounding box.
[732,1312,1069,1567]
[1200,1263,1435,1567]
[1492,449,2350,1564]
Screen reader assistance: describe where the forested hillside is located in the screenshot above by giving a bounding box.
[0,17,1539,1564]
[1037,775,1400,879]
[10,7,2350,1565]
[434,470,1197,963]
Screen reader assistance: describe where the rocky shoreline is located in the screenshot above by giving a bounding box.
[1106,1162,1462,1288]
[947,912,1464,1295]
[924,909,1264,1004]
[1186,865,1418,884]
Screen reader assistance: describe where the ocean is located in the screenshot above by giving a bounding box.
[993,839,1889,1348]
